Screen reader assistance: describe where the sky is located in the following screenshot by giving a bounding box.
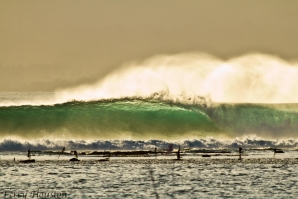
[0,0,298,92]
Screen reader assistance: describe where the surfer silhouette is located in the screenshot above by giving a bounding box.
[238,147,242,160]
[273,148,284,158]
[58,147,65,159]
[74,150,78,158]
[20,148,35,163]
[273,148,276,158]
[27,148,31,159]
[177,145,181,160]
[69,150,80,162]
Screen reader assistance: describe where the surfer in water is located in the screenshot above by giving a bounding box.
[177,145,181,160]
[238,147,242,160]
[58,147,65,158]
[74,150,78,158]
[273,148,277,158]
[27,148,31,159]
[20,148,35,163]
[69,150,80,162]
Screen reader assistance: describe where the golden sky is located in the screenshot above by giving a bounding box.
[0,0,297,91]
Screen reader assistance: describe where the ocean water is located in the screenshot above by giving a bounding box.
[1,92,298,198]
[1,155,298,198]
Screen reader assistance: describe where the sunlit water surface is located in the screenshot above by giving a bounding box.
[1,151,298,198]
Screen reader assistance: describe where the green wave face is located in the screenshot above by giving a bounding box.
[1,100,298,140]
[0,100,218,140]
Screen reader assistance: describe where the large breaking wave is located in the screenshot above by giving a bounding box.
[1,52,298,151]
[0,99,218,140]
[1,98,298,141]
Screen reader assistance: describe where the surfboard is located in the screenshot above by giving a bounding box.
[98,158,110,162]
[69,157,80,162]
[20,159,35,163]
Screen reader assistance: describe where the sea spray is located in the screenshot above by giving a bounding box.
[56,52,298,104]
[1,53,298,107]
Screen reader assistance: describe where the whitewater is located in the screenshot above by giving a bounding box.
[2,52,298,198]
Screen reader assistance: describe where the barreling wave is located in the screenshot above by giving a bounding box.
[1,52,298,150]
[1,98,298,141]
[0,98,218,140]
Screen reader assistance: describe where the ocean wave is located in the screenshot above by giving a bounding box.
[1,99,298,140]
[0,99,218,140]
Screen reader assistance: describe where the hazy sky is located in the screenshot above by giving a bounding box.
[0,0,297,91]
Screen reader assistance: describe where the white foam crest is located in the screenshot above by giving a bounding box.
[56,52,298,103]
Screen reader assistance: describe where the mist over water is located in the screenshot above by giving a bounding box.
[0,52,297,106]
[57,52,298,104]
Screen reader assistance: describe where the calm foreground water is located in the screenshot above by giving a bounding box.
[1,151,298,198]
